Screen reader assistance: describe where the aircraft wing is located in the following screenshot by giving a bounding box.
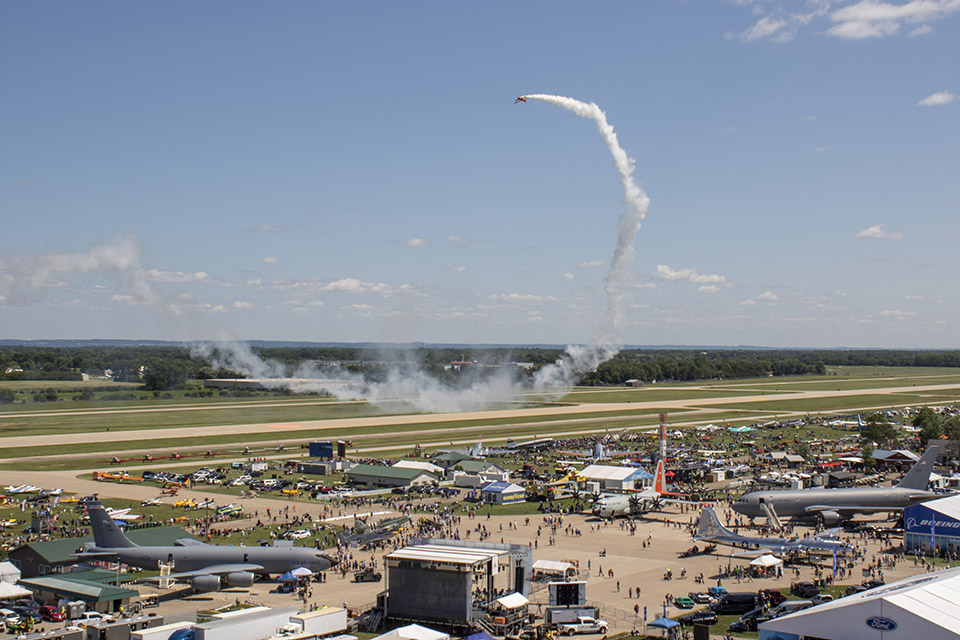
[175,538,210,547]
[803,505,899,514]
[812,527,845,540]
[144,563,265,581]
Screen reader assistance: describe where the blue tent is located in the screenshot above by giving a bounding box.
[277,571,297,582]
[463,633,497,640]
[648,617,679,629]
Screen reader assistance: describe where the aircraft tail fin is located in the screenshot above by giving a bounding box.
[653,459,666,494]
[895,442,943,490]
[506,438,516,449]
[85,498,138,548]
[695,507,733,539]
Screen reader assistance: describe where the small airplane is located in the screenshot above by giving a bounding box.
[514,96,526,104]
[239,490,257,499]
[693,506,852,557]
[591,459,679,518]
[141,498,163,507]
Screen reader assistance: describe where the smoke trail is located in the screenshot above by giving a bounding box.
[521,94,651,392]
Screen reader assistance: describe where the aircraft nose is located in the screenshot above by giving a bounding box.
[319,553,337,568]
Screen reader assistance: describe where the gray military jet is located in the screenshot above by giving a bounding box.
[732,443,943,525]
[75,498,335,591]
[694,506,852,557]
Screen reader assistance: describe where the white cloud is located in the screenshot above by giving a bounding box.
[910,23,934,34]
[698,285,720,294]
[263,256,279,264]
[578,261,604,268]
[727,15,790,42]
[406,238,427,247]
[563,273,575,280]
[834,290,848,297]
[917,90,956,106]
[654,264,727,284]
[344,303,375,311]
[321,278,406,295]
[307,300,325,307]
[878,309,918,318]
[855,224,905,240]
[488,293,559,303]
[829,0,960,40]
[233,301,253,309]
[740,290,778,306]
[145,269,208,283]
[446,235,471,245]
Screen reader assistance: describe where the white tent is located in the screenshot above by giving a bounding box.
[495,593,529,609]
[749,554,783,568]
[0,582,32,599]
[373,624,450,640]
[0,562,19,584]
[532,559,577,576]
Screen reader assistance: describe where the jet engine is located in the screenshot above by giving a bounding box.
[818,510,841,526]
[191,575,221,592]
[225,571,255,587]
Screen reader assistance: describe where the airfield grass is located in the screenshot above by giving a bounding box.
[697,391,960,413]
[710,375,960,393]
[0,407,752,471]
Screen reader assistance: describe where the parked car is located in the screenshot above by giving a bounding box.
[845,584,868,596]
[286,529,311,540]
[769,600,813,618]
[9,607,41,623]
[711,592,758,616]
[758,588,786,605]
[677,609,718,626]
[688,592,714,604]
[791,581,819,598]
[728,607,773,633]
[38,606,65,622]
[811,594,834,605]
[0,609,21,627]
[707,585,728,598]
[353,568,383,582]
[557,616,608,635]
[79,611,115,625]
[673,596,696,609]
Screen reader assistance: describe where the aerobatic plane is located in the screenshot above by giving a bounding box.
[514,96,526,104]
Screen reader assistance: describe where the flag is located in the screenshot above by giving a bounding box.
[832,546,838,579]
[932,518,936,553]
[643,606,647,622]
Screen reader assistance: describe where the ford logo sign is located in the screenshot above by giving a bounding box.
[866,617,897,631]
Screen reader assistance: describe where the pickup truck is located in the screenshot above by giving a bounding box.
[558,617,608,635]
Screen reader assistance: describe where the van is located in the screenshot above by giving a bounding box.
[0,609,21,627]
[711,592,758,615]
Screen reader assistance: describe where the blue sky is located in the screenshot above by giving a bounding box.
[1,1,958,348]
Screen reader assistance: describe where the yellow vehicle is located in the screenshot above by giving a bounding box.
[174,498,196,508]
[281,488,300,496]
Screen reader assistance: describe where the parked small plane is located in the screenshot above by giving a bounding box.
[591,460,684,518]
[694,507,852,557]
[732,443,943,525]
[74,498,336,591]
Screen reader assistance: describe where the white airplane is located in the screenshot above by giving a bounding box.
[591,460,688,518]
[4,485,41,494]
[104,507,142,521]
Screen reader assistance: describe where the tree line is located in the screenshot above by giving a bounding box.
[1,345,958,395]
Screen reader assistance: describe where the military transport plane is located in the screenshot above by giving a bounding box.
[75,499,335,591]
[732,443,943,525]
[694,507,852,557]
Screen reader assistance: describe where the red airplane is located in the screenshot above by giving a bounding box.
[514,96,526,104]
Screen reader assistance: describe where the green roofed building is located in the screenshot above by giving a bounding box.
[18,568,139,613]
[344,463,437,488]
[7,526,195,578]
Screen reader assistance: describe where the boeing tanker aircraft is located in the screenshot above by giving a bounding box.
[732,443,943,525]
[694,506,852,557]
[75,498,336,591]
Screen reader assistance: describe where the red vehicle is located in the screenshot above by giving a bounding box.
[38,606,65,622]
[759,589,787,605]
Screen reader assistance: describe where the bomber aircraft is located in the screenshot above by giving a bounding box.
[694,506,852,557]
